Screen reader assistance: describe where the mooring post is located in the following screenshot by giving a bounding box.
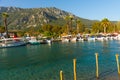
[60,70,63,80]
[73,59,77,80]
[95,53,99,78]
[115,54,120,74]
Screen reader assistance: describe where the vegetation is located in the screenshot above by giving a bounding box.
[2,12,9,38]
[40,24,63,37]
[101,18,111,34]
[0,7,119,38]
[91,22,101,33]
[116,21,120,32]
[76,19,85,33]
[0,26,5,33]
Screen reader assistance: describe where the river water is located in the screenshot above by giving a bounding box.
[0,40,120,80]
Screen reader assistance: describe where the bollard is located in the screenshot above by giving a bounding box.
[73,59,77,80]
[95,53,99,78]
[115,54,120,74]
[60,70,63,80]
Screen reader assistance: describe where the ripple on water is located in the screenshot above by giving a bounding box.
[0,41,120,80]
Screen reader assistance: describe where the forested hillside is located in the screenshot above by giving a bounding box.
[0,6,96,30]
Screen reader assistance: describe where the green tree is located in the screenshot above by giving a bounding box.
[27,27,40,36]
[113,24,117,33]
[65,16,70,34]
[69,15,73,33]
[41,24,62,37]
[76,19,85,33]
[92,22,101,33]
[64,15,74,34]
[42,24,53,32]
[84,28,90,34]
[101,18,111,34]
[0,26,5,33]
[2,12,9,38]
[116,21,120,32]
[107,23,116,33]
[17,31,25,37]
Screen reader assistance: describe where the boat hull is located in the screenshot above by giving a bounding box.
[0,38,27,48]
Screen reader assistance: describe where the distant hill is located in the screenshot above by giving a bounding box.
[0,6,99,30]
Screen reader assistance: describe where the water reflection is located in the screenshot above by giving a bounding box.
[0,48,8,57]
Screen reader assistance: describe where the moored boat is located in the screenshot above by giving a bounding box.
[28,37,40,45]
[0,37,27,48]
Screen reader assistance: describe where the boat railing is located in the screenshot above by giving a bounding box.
[0,37,26,42]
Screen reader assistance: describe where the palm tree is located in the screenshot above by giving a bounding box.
[69,15,73,33]
[101,18,111,34]
[76,19,84,33]
[65,15,73,34]
[65,16,70,34]
[76,19,80,33]
[2,12,9,38]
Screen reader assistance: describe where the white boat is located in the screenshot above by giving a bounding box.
[96,37,104,41]
[61,38,70,42]
[39,37,52,44]
[0,37,27,48]
[87,37,96,41]
[28,37,40,45]
[71,37,77,42]
[46,39,52,44]
[61,36,70,42]
[117,34,120,40]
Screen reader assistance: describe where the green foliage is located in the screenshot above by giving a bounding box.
[92,22,101,33]
[26,27,40,36]
[0,7,99,32]
[0,25,5,33]
[76,19,85,33]
[2,12,9,18]
[117,21,120,32]
[91,18,116,34]
[2,12,9,37]
[17,31,25,37]
[101,18,111,33]
[43,31,52,37]
[0,7,119,36]
[40,24,63,37]
[84,28,91,34]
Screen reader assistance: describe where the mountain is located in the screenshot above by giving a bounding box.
[0,6,97,30]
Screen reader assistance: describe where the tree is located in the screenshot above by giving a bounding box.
[64,15,74,34]
[76,19,80,33]
[76,19,85,33]
[107,23,116,33]
[116,21,120,32]
[65,16,70,34]
[84,28,91,34]
[101,18,111,34]
[41,24,62,38]
[2,12,9,38]
[0,26,5,33]
[92,22,101,33]
[69,15,73,33]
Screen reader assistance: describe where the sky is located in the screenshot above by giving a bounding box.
[0,0,120,21]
